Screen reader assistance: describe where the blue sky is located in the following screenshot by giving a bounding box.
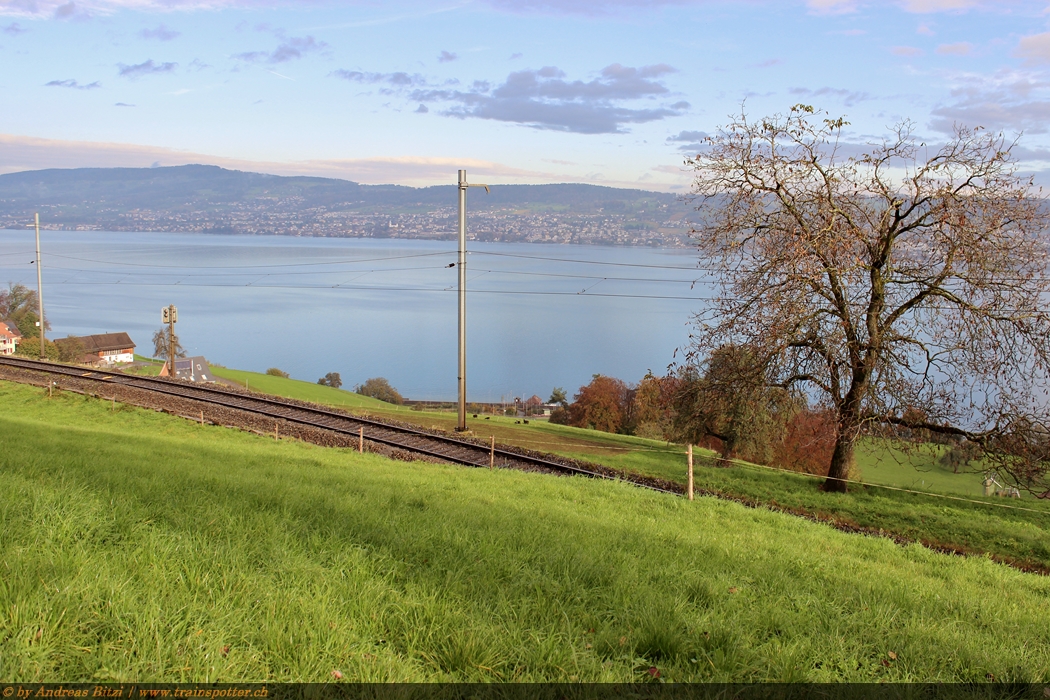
[2,0,1049,191]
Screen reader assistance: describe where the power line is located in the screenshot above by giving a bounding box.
[21,278,717,300]
[39,249,457,270]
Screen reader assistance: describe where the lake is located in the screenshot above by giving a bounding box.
[0,231,710,401]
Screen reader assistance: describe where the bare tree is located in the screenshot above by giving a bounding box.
[686,104,1050,495]
[151,327,186,361]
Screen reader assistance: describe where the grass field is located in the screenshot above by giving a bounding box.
[1,379,1050,683]
[207,366,400,412]
[140,366,1049,570]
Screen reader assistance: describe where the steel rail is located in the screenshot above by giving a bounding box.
[0,356,676,494]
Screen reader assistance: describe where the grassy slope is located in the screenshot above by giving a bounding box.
[1,380,1050,683]
[172,371,1050,569]
[207,366,399,412]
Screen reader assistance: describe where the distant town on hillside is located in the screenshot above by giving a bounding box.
[0,165,697,248]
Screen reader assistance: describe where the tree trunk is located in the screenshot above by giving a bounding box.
[823,430,855,493]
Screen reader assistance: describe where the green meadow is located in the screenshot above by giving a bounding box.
[1,380,1049,683]
[110,363,1050,570]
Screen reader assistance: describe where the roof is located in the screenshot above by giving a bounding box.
[174,356,214,382]
[0,320,22,339]
[56,332,135,353]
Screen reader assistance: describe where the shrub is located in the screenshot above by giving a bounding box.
[15,336,60,361]
[265,367,289,378]
[773,409,837,475]
[317,372,343,389]
[355,377,402,404]
[548,407,570,425]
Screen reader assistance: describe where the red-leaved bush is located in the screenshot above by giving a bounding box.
[774,409,837,475]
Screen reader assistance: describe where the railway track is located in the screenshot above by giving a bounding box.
[0,355,681,496]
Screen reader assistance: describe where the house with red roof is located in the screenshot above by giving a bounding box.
[55,333,136,365]
[0,320,22,355]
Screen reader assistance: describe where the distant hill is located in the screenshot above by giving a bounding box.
[0,164,679,213]
[0,165,695,246]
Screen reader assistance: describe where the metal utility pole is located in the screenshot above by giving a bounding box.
[34,213,45,359]
[456,169,488,432]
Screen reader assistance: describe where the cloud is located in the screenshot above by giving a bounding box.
[937,41,971,55]
[1016,33,1050,65]
[0,0,283,18]
[891,45,923,56]
[118,59,177,78]
[139,24,180,41]
[414,103,428,113]
[750,58,782,68]
[808,0,992,14]
[114,102,134,106]
[3,21,25,33]
[806,0,859,14]
[916,23,934,35]
[331,69,431,90]
[898,0,977,11]
[666,129,707,152]
[0,132,558,186]
[930,71,1050,134]
[789,85,873,106]
[405,63,686,134]
[234,35,325,64]
[437,50,457,63]
[45,78,101,89]
[53,1,80,18]
[479,0,697,17]
[510,52,522,59]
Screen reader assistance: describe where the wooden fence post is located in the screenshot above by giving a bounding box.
[274,422,279,441]
[359,427,364,453]
[687,444,694,501]
[490,435,495,470]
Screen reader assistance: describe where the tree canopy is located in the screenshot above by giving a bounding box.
[686,105,1050,495]
[319,372,344,389]
[0,282,49,339]
[355,377,405,404]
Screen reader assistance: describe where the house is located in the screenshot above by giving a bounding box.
[159,356,214,382]
[0,320,21,355]
[56,333,136,364]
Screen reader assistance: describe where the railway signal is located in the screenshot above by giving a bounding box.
[162,304,177,377]
[456,169,489,433]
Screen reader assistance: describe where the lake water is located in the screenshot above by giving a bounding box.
[0,231,710,401]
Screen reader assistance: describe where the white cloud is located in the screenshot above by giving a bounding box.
[0,132,687,190]
[1016,32,1050,65]
[892,45,924,56]
[0,133,549,185]
[937,41,972,55]
[899,0,977,11]
[930,70,1050,134]
[806,0,858,14]
[0,0,300,17]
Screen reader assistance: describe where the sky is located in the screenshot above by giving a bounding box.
[2,0,1050,191]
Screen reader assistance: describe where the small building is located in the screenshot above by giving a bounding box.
[0,320,22,355]
[159,356,215,382]
[56,333,136,364]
